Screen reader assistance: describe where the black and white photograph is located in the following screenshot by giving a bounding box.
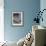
[12,12,23,26]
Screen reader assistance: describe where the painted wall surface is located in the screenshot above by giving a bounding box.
[4,0,40,42]
[40,0,46,27]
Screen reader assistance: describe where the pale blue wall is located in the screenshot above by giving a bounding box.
[4,0,40,42]
[40,0,46,27]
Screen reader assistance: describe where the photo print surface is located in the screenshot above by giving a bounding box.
[12,12,23,26]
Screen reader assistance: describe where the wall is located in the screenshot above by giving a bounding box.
[40,0,46,27]
[0,0,4,42]
[4,0,40,42]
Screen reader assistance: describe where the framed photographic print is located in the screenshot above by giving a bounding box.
[12,12,23,26]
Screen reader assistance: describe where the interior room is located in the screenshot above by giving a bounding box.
[0,0,46,46]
